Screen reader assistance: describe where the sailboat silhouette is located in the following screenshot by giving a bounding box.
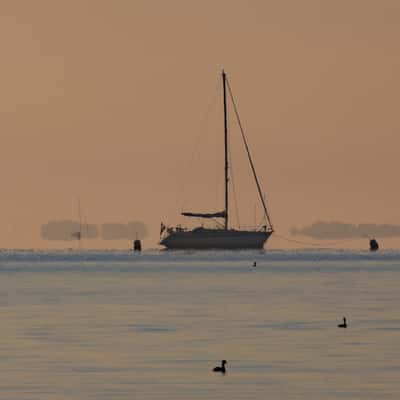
[160,70,273,249]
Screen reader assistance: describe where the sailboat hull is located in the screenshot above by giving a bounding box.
[160,229,272,250]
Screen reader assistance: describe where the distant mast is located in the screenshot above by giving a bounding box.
[78,196,82,248]
[71,196,83,246]
[222,70,229,230]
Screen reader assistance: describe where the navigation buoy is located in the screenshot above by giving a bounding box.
[133,239,142,251]
[369,238,379,252]
[253,261,257,268]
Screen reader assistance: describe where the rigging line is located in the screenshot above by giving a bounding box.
[214,106,220,214]
[228,138,241,228]
[175,77,220,215]
[226,78,274,231]
[84,217,89,238]
[274,233,367,247]
[77,196,82,233]
[257,213,267,230]
[256,194,269,229]
[213,218,225,229]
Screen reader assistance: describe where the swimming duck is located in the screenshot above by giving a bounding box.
[213,360,227,373]
[337,317,347,328]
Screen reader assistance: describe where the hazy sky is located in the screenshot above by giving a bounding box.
[1,0,399,249]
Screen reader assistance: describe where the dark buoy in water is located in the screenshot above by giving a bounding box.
[369,238,379,252]
[133,239,142,251]
[253,261,257,268]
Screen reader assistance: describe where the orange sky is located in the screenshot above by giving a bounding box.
[1,0,399,249]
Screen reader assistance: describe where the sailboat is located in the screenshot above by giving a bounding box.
[160,70,274,249]
[71,197,83,247]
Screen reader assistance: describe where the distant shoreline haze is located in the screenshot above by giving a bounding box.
[292,221,400,240]
[40,220,148,241]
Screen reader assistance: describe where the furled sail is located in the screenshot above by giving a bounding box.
[181,211,226,219]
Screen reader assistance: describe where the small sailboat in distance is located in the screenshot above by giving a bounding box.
[71,197,82,247]
[160,70,274,250]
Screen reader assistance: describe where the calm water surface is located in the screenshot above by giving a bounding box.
[0,249,399,399]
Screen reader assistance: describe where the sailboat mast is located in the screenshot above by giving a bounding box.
[78,196,82,247]
[222,70,229,230]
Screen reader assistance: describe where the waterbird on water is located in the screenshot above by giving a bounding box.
[337,317,347,328]
[213,360,227,373]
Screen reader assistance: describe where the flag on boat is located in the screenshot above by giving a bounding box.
[160,222,166,236]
